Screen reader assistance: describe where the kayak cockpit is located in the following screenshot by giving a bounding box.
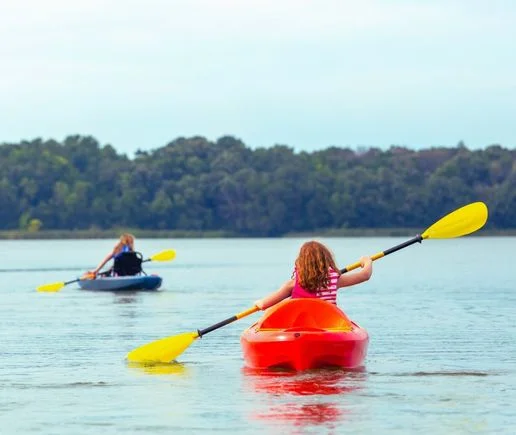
[257,298,353,331]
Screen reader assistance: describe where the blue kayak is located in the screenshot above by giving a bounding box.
[78,275,162,291]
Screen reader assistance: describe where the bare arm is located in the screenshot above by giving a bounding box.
[255,279,295,310]
[337,256,373,288]
[92,250,116,275]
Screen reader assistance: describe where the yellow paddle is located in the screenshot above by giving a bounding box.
[340,201,488,273]
[126,201,488,364]
[126,306,259,363]
[36,249,177,292]
[143,249,176,263]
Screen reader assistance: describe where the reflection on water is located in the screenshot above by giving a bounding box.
[113,294,140,304]
[127,361,189,376]
[257,402,346,426]
[243,367,366,395]
[243,368,367,427]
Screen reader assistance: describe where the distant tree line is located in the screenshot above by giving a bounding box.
[0,135,514,235]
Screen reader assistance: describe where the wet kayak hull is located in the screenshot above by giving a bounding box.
[240,299,368,371]
[241,324,368,371]
[78,275,162,291]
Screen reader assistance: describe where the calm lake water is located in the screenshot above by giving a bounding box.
[1,237,514,434]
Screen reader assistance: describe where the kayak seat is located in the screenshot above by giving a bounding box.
[113,251,144,276]
[258,298,353,330]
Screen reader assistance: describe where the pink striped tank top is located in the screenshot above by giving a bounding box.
[291,268,340,305]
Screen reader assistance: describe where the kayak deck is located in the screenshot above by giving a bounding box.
[78,275,162,291]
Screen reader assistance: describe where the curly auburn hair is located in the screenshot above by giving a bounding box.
[295,241,340,292]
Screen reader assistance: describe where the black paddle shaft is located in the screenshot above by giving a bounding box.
[197,315,239,338]
[383,233,423,255]
[340,234,423,273]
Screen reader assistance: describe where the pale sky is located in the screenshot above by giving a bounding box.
[1,0,514,154]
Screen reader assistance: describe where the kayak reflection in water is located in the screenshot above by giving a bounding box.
[243,368,367,426]
[254,240,373,310]
[84,233,137,278]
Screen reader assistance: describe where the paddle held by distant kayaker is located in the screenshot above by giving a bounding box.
[255,240,373,310]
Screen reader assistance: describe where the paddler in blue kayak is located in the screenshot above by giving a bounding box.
[85,233,136,278]
[255,240,373,309]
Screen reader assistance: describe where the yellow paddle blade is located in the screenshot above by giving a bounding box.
[36,282,65,292]
[422,202,488,239]
[126,331,199,363]
[150,249,176,262]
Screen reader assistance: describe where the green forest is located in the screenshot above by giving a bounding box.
[0,135,514,237]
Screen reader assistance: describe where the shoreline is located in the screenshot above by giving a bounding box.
[1,228,514,240]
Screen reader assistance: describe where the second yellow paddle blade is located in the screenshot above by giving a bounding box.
[150,249,177,262]
[126,331,198,363]
[422,202,488,239]
[36,282,65,292]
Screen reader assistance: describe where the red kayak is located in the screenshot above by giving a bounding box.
[240,298,368,371]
